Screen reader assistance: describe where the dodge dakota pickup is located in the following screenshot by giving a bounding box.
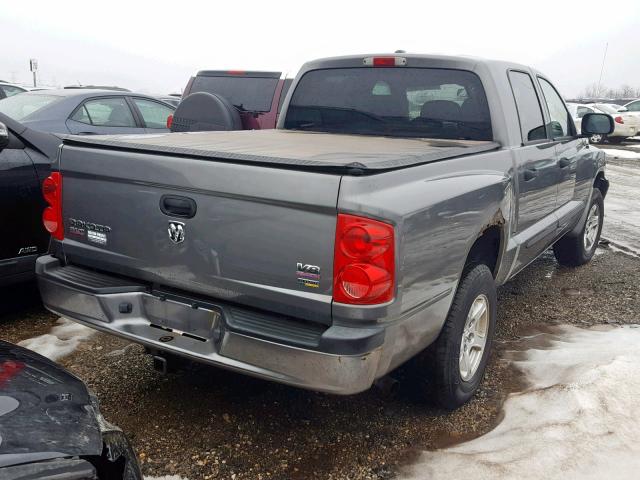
[35,54,614,409]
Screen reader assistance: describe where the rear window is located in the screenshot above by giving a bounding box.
[190,76,279,112]
[595,104,620,114]
[283,68,492,140]
[0,93,62,121]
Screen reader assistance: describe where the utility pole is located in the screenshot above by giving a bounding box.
[596,43,608,98]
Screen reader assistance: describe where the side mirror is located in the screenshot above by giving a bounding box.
[0,122,9,152]
[617,107,628,112]
[581,113,614,136]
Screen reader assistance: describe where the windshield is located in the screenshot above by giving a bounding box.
[283,67,492,140]
[0,93,62,121]
[190,76,279,112]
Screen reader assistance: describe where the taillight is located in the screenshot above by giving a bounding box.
[333,214,395,304]
[42,172,63,240]
[615,116,624,124]
[166,114,174,129]
[0,360,24,388]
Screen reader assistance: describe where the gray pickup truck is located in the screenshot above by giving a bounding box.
[36,54,613,409]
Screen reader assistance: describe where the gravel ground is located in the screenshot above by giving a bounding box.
[2,246,638,479]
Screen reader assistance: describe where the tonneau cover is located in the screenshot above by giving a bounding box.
[63,129,500,172]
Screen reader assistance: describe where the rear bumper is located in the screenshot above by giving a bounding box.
[36,255,384,395]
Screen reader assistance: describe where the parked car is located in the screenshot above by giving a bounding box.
[156,95,181,107]
[567,102,639,143]
[36,54,613,410]
[623,98,640,120]
[172,70,292,131]
[0,114,60,286]
[0,340,142,478]
[64,85,131,92]
[0,89,175,135]
[0,82,27,99]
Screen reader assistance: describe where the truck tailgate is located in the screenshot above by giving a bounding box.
[59,144,339,324]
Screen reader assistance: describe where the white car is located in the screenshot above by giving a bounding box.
[567,102,640,144]
[622,99,640,123]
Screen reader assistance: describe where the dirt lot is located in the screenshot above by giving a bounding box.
[2,245,639,480]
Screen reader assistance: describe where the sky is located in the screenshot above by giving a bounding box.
[1,0,639,97]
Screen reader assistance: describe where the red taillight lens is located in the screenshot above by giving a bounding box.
[615,116,624,124]
[373,57,396,67]
[364,56,407,67]
[42,172,63,240]
[0,360,24,388]
[333,214,395,304]
[166,114,174,129]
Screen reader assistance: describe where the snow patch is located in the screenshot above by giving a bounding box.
[402,325,640,480]
[602,148,640,159]
[18,318,95,361]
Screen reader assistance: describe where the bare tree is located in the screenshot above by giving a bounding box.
[582,82,600,98]
[580,83,640,99]
[620,85,635,97]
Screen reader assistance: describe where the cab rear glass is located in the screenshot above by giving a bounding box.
[284,68,492,141]
[190,76,278,112]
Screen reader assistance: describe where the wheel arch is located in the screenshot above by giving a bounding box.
[463,211,506,279]
[594,170,609,198]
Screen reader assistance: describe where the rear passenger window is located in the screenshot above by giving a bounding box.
[508,71,546,143]
[76,98,136,127]
[577,106,593,118]
[538,78,574,138]
[132,98,174,129]
[70,105,91,124]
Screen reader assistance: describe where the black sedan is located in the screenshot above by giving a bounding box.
[0,341,142,479]
[0,88,175,135]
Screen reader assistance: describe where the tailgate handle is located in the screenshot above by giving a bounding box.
[160,195,197,218]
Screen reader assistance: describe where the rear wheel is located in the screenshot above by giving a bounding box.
[589,133,606,144]
[553,188,604,266]
[416,264,497,409]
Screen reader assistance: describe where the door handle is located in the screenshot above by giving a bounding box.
[160,195,197,218]
[558,158,571,168]
[523,169,538,181]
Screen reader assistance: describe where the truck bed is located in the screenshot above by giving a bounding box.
[63,129,500,172]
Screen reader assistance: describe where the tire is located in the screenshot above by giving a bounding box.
[553,188,604,267]
[589,133,606,144]
[420,264,497,410]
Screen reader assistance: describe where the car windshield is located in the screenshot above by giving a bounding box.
[0,93,63,121]
[190,76,279,112]
[284,67,492,140]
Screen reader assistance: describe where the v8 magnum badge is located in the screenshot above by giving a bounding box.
[69,218,111,246]
[168,221,185,244]
[296,262,320,288]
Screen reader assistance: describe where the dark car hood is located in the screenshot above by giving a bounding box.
[0,341,103,468]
